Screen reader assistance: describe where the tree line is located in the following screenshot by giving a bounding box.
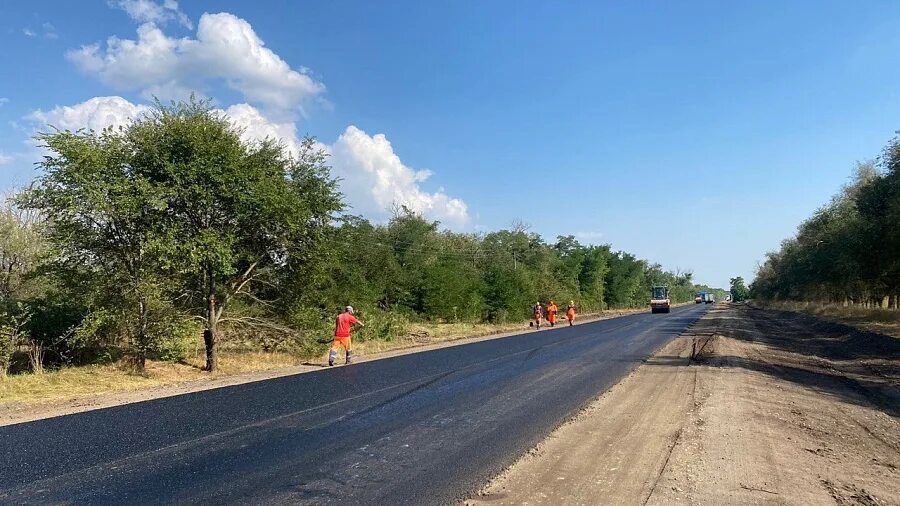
[752,135,900,308]
[1,100,720,375]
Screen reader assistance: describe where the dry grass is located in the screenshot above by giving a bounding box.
[0,308,650,407]
[760,301,900,339]
[0,351,300,406]
[1,362,176,405]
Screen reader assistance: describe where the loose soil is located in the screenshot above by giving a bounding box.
[467,303,900,506]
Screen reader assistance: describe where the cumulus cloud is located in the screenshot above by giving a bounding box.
[0,98,8,107]
[222,103,303,156]
[0,153,13,166]
[111,0,192,29]
[25,97,469,226]
[67,13,324,116]
[28,96,151,132]
[221,111,469,225]
[329,126,469,226]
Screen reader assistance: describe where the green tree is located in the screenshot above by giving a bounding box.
[0,198,46,304]
[22,127,174,370]
[126,100,342,371]
[752,137,900,308]
[729,276,750,302]
[605,252,645,308]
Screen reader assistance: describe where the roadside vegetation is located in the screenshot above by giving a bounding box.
[1,99,722,385]
[753,135,900,310]
[729,276,750,302]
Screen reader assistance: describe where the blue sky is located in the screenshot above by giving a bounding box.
[2,1,899,289]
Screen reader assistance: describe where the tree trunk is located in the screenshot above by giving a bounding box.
[135,299,148,373]
[134,353,146,372]
[205,273,218,372]
[204,328,217,372]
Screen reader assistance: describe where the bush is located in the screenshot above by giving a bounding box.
[0,315,16,376]
[146,314,199,362]
[280,306,410,358]
[24,295,87,366]
[68,308,128,365]
[356,309,408,342]
[0,309,31,376]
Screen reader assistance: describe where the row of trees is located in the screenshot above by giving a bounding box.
[752,135,900,307]
[1,99,720,376]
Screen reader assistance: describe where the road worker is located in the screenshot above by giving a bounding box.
[547,300,558,327]
[329,306,364,366]
[533,302,544,328]
[566,301,576,326]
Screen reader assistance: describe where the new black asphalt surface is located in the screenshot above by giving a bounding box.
[0,304,708,505]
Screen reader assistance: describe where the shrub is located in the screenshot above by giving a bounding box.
[146,314,199,362]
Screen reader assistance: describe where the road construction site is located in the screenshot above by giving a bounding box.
[2,303,897,505]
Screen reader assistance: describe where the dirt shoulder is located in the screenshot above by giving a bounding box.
[0,309,642,427]
[467,303,900,506]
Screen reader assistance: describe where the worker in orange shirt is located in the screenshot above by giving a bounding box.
[566,301,576,326]
[547,300,558,327]
[532,302,544,328]
[329,306,364,366]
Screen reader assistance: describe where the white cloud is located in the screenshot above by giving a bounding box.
[23,23,57,39]
[222,103,303,156]
[328,126,469,226]
[42,22,59,39]
[0,153,13,166]
[28,96,151,132]
[67,13,324,116]
[111,0,192,29]
[25,98,469,226]
[0,98,8,107]
[222,108,469,225]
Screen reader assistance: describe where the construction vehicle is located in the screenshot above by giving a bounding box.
[694,293,703,304]
[702,292,715,304]
[650,286,671,313]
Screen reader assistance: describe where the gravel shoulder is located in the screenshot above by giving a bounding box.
[467,303,900,506]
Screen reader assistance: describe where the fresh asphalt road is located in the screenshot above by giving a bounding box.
[0,304,708,505]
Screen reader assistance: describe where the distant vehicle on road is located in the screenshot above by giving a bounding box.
[703,293,716,304]
[650,286,671,313]
[694,294,703,304]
